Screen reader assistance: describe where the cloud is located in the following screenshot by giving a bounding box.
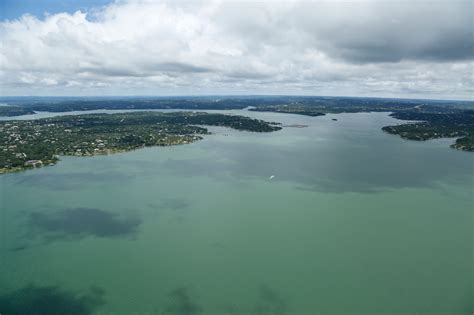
[0,0,472,98]
[293,1,474,63]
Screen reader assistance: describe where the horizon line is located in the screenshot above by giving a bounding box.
[0,94,473,103]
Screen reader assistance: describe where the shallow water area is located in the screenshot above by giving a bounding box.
[0,110,472,314]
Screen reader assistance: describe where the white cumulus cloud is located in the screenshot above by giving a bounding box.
[0,0,472,98]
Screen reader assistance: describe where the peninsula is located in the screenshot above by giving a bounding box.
[382,111,474,151]
[0,111,281,174]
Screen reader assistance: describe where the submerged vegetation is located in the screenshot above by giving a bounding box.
[0,111,281,174]
[0,284,289,314]
[0,285,105,315]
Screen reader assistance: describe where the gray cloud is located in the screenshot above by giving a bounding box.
[150,62,211,73]
[0,0,472,98]
[304,1,474,63]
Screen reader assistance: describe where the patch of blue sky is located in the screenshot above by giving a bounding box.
[0,0,113,21]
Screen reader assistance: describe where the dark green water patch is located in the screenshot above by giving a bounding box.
[146,198,192,223]
[9,245,28,252]
[28,208,141,241]
[164,287,203,315]
[0,285,105,315]
[148,198,191,212]
[254,285,288,315]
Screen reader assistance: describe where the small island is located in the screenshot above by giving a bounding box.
[0,111,281,174]
[282,124,308,128]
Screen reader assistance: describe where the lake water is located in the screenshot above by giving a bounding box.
[0,110,472,315]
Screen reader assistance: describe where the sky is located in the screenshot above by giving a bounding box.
[0,0,472,99]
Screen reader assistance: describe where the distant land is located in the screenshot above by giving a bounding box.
[0,96,472,174]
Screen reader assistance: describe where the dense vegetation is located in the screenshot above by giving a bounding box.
[0,105,35,116]
[0,111,281,174]
[250,100,418,116]
[0,97,260,113]
[382,110,474,151]
[1,96,471,116]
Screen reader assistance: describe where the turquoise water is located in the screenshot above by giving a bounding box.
[0,111,472,314]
